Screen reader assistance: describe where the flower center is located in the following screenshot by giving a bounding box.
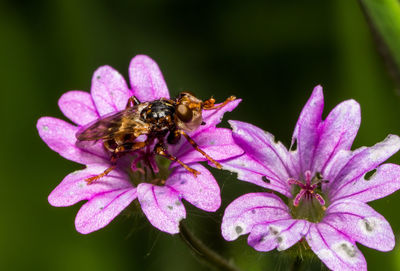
[288,170,328,223]
[125,150,171,186]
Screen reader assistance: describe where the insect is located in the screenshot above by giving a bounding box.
[76,92,236,184]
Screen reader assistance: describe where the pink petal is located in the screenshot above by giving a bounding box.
[58,90,99,126]
[248,219,309,252]
[306,223,367,271]
[193,98,241,136]
[311,100,361,174]
[170,128,244,166]
[322,147,366,186]
[329,134,400,196]
[137,183,186,234]
[48,164,133,207]
[129,55,169,102]
[221,193,291,241]
[291,85,324,175]
[91,65,132,116]
[331,163,400,202]
[229,120,293,181]
[324,199,395,251]
[166,163,220,212]
[221,154,291,197]
[75,187,137,234]
[37,117,107,164]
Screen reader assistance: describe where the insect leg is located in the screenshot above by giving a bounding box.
[177,130,222,169]
[126,95,141,108]
[85,138,150,184]
[85,154,118,184]
[202,95,236,110]
[167,129,181,144]
[126,139,152,152]
[154,141,200,177]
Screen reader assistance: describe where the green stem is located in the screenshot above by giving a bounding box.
[358,0,400,89]
[179,222,242,271]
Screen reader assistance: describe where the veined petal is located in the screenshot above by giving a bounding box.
[229,120,292,181]
[48,164,133,207]
[221,193,291,241]
[311,100,361,174]
[91,65,132,116]
[129,55,169,102]
[306,223,367,271]
[291,85,324,175]
[248,219,309,252]
[166,164,220,212]
[322,147,366,187]
[58,91,99,126]
[221,154,291,197]
[137,183,186,234]
[170,128,244,166]
[37,117,107,164]
[75,187,137,234]
[324,199,395,251]
[329,134,400,196]
[331,163,400,202]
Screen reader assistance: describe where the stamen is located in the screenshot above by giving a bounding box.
[314,193,326,206]
[288,178,304,187]
[288,171,327,208]
[293,189,306,206]
[304,170,311,186]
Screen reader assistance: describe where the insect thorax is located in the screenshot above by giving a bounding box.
[141,100,176,132]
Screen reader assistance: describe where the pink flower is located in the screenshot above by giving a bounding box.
[220,86,400,270]
[37,55,242,234]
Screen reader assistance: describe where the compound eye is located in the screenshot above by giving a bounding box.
[176,104,193,123]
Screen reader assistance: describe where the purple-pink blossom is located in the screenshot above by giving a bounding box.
[220,86,400,270]
[37,55,242,234]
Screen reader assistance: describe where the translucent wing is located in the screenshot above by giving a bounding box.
[76,104,150,141]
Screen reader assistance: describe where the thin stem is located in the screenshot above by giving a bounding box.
[358,0,400,91]
[179,222,242,271]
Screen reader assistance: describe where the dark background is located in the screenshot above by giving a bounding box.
[2,0,400,270]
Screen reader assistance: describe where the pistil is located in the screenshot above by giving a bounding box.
[288,170,326,209]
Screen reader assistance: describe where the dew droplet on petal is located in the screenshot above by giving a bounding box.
[235,225,243,234]
[358,217,380,235]
[333,241,358,261]
[42,125,49,131]
[269,226,279,236]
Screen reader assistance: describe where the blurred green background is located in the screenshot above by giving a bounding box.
[2,0,400,270]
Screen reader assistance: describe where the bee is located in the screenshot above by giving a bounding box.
[76,92,236,184]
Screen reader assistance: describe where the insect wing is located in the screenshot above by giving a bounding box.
[76,106,148,140]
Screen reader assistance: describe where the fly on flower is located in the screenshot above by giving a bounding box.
[76,91,236,184]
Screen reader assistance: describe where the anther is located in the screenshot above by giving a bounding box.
[288,171,327,208]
